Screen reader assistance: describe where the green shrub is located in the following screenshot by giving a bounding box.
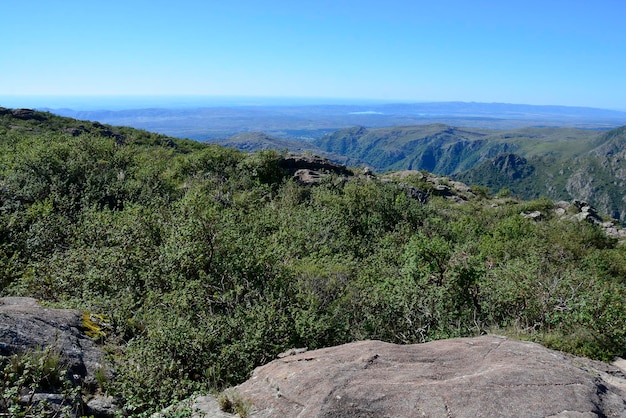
[1,347,78,417]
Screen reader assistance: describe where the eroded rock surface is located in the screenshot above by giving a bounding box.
[0,297,116,416]
[0,297,107,386]
[182,336,626,417]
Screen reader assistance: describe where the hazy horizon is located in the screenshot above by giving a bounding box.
[2,95,626,114]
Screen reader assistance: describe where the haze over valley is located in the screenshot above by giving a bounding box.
[11,98,626,140]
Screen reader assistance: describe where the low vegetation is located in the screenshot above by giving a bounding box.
[1,109,626,415]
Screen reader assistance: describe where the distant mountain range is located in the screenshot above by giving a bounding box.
[46,101,626,140]
[312,123,626,222]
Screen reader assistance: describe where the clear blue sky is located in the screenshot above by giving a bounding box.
[2,0,626,109]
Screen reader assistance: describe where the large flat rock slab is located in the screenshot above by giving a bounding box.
[225,336,626,417]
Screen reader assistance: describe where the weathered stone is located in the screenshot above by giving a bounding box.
[10,108,47,121]
[202,336,626,418]
[86,395,121,417]
[431,184,453,196]
[0,297,117,416]
[278,153,352,185]
[277,347,308,358]
[0,297,109,388]
[404,186,429,204]
[573,200,590,211]
[293,168,324,185]
[446,195,466,203]
[605,227,626,239]
[521,210,544,220]
[279,153,350,175]
[63,125,90,136]
[449,180,471,193]
[574,211,599,224]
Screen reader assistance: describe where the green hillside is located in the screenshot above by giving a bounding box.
[312,123,626,223]
[454,126,626,222]
[313,124,604,174]
[205,131,365,166]
[1,108,626,415]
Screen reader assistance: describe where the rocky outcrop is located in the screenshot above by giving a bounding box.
[520,200,626,242]
[279,153,352,185]
[170,336,626,417]
[0,108,47,121]
[384,170,477,203]
[280,154,351,175]
[0,297,117,417]
[293,169,325,185]
[557,200,626,241]
[521,210,544,221]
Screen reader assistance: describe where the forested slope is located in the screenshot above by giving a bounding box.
[1,108,626,415]
[455,126,626,222]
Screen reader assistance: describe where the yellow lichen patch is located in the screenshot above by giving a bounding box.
[82,311,108,340]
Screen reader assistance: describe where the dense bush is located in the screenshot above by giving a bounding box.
[1,122,626,415]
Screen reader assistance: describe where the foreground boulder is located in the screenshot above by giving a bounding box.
[0,297,116,416]
[0,297,107,386]
[176,336,626,417]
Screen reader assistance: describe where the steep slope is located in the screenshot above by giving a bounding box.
[454,126,626,222]
[314,124,601,174]
[314,124,515,173]
[568,126,626,220]
[313,121,626,222]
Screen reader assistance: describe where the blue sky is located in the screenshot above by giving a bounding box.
[2,0,626,109]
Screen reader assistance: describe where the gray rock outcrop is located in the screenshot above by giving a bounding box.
[553,200,626,242]
[279,153,351,184]
[521,210,544,221]
[177,336,626,417]
[279,153,351,175]
[0,297,116,416]
[0,297,107,387]
[0,108,47,121]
